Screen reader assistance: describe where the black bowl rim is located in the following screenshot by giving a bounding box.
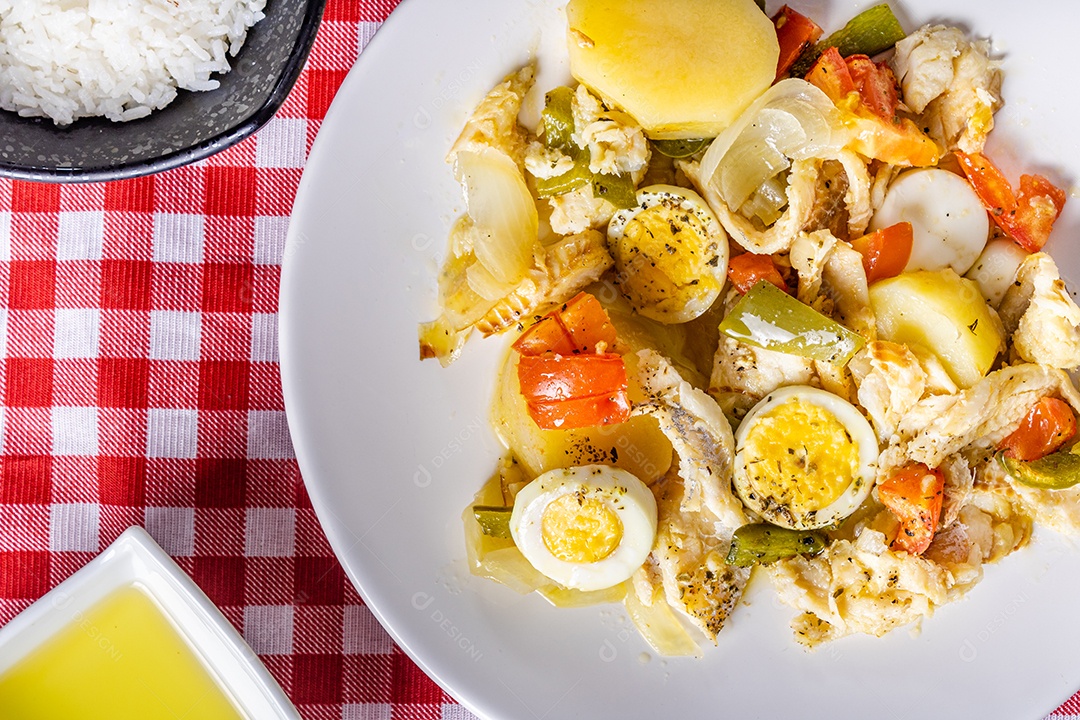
[0,0,328,185]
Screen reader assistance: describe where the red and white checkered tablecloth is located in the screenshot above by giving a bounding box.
[0,2,1077,719]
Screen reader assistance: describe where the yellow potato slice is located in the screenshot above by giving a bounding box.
[566,0,779,139]
[869,270,1005,389]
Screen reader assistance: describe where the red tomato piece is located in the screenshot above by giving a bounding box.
[517,353,627,402]
[955,151,1015,216]
[512,312,578,356]
[773,5,823,80]
[999,397,1077,462]
[806,48,899,119]
[727,253,788,294]
[1012,174,1067,252]
[844,54,899,120]
[559,292,618,353]
[877,463,945,556]
[850,221,912,284]
[512,292,617,356]
[804,47,855,103]
[807,48,938,166]
[516,353,631,429]
[956,150,1018,237]
[526,393,632,430]
[514,293,630,430]
[956,151,1067,252]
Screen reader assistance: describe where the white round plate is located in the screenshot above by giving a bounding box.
[280,2,1080,718]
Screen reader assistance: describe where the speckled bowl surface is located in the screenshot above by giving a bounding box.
[0,0,326,183]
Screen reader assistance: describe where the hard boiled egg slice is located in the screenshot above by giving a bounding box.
[869,167,989,276]
[607,185,728,324]
[733,386,878,530]
[510,465,657,591]
[964,236,1029,307]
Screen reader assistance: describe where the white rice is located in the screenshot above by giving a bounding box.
[0,0,267,125]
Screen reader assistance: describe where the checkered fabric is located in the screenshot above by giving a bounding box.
[0,2,1075,719]
[0,1,467,719]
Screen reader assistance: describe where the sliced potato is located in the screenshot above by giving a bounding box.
[492,351,673,482]
[869,270,1005,389]
[566,0,778,139]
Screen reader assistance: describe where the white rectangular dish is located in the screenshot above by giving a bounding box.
[0,525,299,720]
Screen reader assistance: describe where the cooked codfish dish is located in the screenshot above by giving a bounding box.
[419,0,1080,653]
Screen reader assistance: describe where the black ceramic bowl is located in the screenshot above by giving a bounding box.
[0,0,326,183]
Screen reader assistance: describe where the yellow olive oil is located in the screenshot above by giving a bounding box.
[0,584,247,720]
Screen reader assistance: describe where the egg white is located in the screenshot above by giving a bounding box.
[964,236,1029,307]
[733,386,879,530]
[870,167,989,276]
[510,465,657,591]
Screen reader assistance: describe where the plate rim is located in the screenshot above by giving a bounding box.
[279,2,1080,718]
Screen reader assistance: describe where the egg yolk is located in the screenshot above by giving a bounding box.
[741,398,862,513]
[617,203,719,299]
[541,493,623,563]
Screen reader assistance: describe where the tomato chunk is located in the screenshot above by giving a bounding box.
[999,397,1077,462]
[773,5,823,80]
[844,54,899,120]
[956,151,1067,252]
[877,464,944,555]
[517,353,626,401]
[955,151,1013,217]
[517,353,630,429]
[1013,174,1068,252]
[805,49,898,119]
[513,292,630,430]
[806,48,939,167]
[513,292,617,356]
[727,253,788,294]
[850,221,912,284]
[804,47,855,102]
[526,393,632,430]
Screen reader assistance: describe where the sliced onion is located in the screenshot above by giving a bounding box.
[624,586,703,657]
[699,79,847,209]
[538,582,627,608]
[465,259,518,301]
[767,95,839,160]
[455,147,539,284]
[437,227,498,330]
[739,173,789,226]
[474,546,549,595]
[716,109,795,209]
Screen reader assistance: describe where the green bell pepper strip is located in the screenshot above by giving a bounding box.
[726,523,828,567]
[718,280,866,366]
[999,450,1080,490]
[534,147,637,210]
[542,86,576,150]
[591,171,638,210]
[651,138,711,159]
[536,86,638,210]
[789,4,906,78]
[534,148,593,198]
[473,505,513,538]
